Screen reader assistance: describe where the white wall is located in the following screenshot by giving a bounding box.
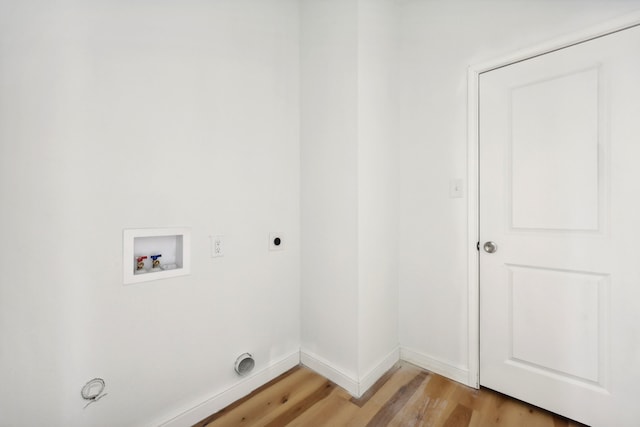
[397,0,640,380]
[300,0,360,381]
[357,0,399,383]
[0,1,300,426]
[300,0,399,394]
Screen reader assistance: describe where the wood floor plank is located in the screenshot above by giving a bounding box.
[193,367,301,427]
[193,361,591,427]
[202,367,323,427]
[364,371,428,427]
[286,387,359,427]
[350,363,402,407]
[468,391,500,427]
[246,372,329,427]
[386,376,433,427]
[344,364,427,426]
[442,403,473,427]
[364,363,426,408]
[262,380,334,427]
[410,373,461,426]
[469,391,556,427]
[447,380,486,411]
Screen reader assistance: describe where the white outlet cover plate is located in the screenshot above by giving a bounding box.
[269,232,284,251]
[210,235,224,258]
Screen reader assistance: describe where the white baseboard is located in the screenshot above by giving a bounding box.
[155,347,468,427]
[300,349,359,396]
[358,347,400,395]
[400,346,471,387]
[157,351,300,427]
[300,347,400,398]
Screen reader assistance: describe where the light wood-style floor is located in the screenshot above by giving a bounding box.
[194,361,588,427]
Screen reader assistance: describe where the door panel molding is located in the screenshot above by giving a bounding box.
[509,67,600,231]
[466,11,640,389]
[505,264,609,387]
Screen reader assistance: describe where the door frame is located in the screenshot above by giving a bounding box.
[466,11,640,389]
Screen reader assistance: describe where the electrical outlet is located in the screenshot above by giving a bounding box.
[269,232,284,251]
[210,235,224,257]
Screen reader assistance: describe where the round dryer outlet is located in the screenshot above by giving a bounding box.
[234,353,255,376]
[269,232,284,251]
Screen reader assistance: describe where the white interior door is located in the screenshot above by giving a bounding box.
[479,25,640,427]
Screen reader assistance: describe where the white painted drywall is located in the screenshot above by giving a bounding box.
[356,0,400,381]
[300,0,399,393]
[397,0,640,377]
[0,1,300,426]
[300,0,360,381]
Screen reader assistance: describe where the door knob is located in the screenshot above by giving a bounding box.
[483,241,498,253]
